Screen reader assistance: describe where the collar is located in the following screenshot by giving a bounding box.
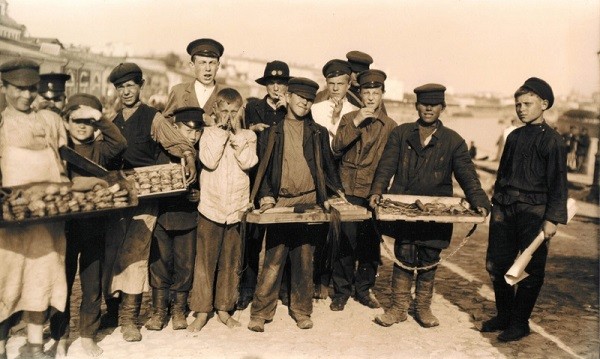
[411,119,443,131]
[194,80,216,91]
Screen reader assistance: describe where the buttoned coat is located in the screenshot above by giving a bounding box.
[163,82,223,121]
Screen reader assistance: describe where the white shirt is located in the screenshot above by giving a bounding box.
[311,98,358,147]
[194,80,216,108]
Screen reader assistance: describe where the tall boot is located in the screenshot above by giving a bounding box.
[145,289,169,331]
[375,266,413,327]
[100,297,120,329]
[171,291,189,330]
[119,293,142,342]
[415,268,439,328]
[481,279,514,332]
[498,284,540,342]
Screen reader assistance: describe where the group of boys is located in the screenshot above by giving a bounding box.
[0,34,568,358]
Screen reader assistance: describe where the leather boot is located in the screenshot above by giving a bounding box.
[145,289,169,331]
[481,279,514,332]
[120,293,142,342]
[498,284,540,342]
[375,266,413,327]
[171,291,189,330]
[415,268,439,328]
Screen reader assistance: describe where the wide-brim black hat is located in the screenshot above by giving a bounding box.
[255,60,291,86]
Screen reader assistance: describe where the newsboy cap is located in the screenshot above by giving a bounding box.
[109,63,143,86]
[255,60,291,86]
[39,73,71,100]
[0,58,40,87]
[64,93,103,114]
[173,106,205,130]
[521,77,554,109]
[346,51,373,73]
[287,77,319,101]
[322,59,352,78]
[187,38,224,58]
[414,83,446,105]
[358,69,387,88]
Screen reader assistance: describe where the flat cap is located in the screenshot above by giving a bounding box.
[173,106,205,129]
[255,60,291,86]
[109,62,143,86]
[358,69,387,88]
[322,59,352,78]
[39,73,71,100]
[414,83,446,105]
[521,77,554,109]
[64,93,103,114]
[346,51,373,73]
[287,77,319,101]
[187,38,224,58]
[0,58,40,87]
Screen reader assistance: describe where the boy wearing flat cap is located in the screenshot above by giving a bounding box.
[369,83,490,328]
[146,107,204,332]
[248,78,343,332]
[50,93,127,357]
[482,78,567,342]
[163,38,225,123]
[102,62,197,342]
[329,69,396,311]
[33,72,70,114]
[0,58,69,359]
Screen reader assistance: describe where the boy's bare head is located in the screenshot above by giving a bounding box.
[214,88,243,125]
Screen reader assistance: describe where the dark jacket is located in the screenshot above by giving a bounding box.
[332,108,396,199]
[244,96,287,129]
[257,116,343,205]
[371,120,490,210]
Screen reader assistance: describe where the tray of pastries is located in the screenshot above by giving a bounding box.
[122,161,187,199]
[375,194,486,223]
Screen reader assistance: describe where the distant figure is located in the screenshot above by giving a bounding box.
[564,126,579,171]
[495,118,519,161]
[469,141,477,159]
[576,127,590,173]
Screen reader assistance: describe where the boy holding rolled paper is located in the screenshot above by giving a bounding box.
[481,78,568,342]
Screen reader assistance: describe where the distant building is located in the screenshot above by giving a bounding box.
[0,0,25,41]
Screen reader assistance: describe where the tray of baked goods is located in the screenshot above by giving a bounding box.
[122,161,186,199]
[244,197,370,224]
[0,171,137,227]
[375,194,486,223]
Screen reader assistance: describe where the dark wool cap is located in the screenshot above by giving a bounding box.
[173,106,205,129]
[64,93,103,113]
[255,60,291,86]
[414,83,446,105]
[358,69,387,88]
[0,58,40,87]
[522,77,554,109]
[39,73,71,99]
[287,77,319,101]
[346,51,373,73]
[322,59,352,78]
[187,38,224,58]
[109,63,143,86]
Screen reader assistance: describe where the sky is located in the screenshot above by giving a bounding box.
[7,0,600,97]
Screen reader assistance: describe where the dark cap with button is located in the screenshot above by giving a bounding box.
[39,73,71,100]
[322,59,352,78]
[173,106,205,129]
[414,83,446,105]
[346,51,373,73]
[287,77,319,101]
[187,38,224,59]
[64,93,103,114]
[255,60,291,86]
[109,63,143,86]
[521,77,554,109]
[358,69,387,88]
[0,58,40,87]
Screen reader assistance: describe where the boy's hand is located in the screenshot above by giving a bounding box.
[187,188,200,202]
[542,220,558,241]
[230,107,243,134]
[353,107,375,127]
[183,153,197,185]
[274,94,287,109]
[368,194,381,209]
[249,123,270,132]
[476,207,489,217]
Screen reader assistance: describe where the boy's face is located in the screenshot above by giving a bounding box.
[326,74,350,101]
[415,102,445,124]
[176,123,201,145]
[360,87,383,109]
[215,100,240,126]
[265,79,287,101]
[2,83,38,112]
[190,55,219,86]
[515,92,547,124]
[115,79,142,107]
[68,119,95,143]
[286,92,313,119]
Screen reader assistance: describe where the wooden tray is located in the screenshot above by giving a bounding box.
[243,199,370,224]
[375,194,485,223]
[121,161,187,200]
[0,172,138,227]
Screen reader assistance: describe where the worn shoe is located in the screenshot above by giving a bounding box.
[329,297,348,311]
[248,318,265,332]
[121,324,142,342]
[294,316,313,330]
[171,291,189,330]
[498,324,530,342]
[145,308,168,331]
[355,291,381,309]
[480,316,510,332]
[375,311,408,327]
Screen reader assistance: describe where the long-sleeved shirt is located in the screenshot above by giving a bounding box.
[311,98,358,146]
[199,126,258,224]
